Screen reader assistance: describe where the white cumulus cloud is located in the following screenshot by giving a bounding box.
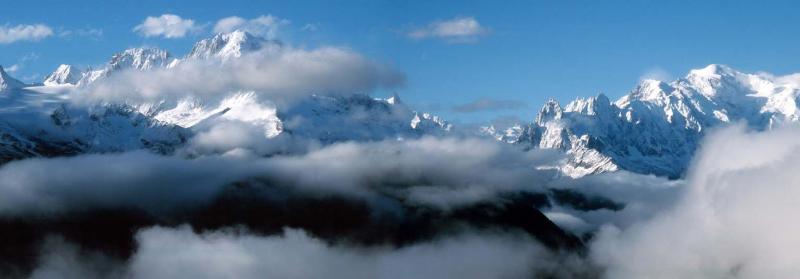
[0,24,54,44]
[134,14,198,38]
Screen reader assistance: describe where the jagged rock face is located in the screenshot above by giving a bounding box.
[486,64,800,178]
[43,64,84,85]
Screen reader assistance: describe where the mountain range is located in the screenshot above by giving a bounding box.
[483,64,800,178]
[2,30,798,179]
[0,30,450,163]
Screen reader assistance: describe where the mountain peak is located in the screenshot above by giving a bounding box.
[0,65,25,91]
[564,93,613,115]
[187,30,280,60]
[628,79,674,103]
[685,64,749,97]
[536,98,563,125]
[109,48,172,71]
[44,64,84,86]
[386,92,402,105]
[687,64,739,79]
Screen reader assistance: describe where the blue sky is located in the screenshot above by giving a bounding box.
[2,0,800,123]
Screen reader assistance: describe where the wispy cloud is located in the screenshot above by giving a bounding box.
[59,28,104,40]
[453,98,527,113]
[301,23,319,32]
[591,124,800,278]
[134,14,199,38]
[639,67,673,82]
[4,64,19,73]
[3,52,40,73]
[0,23,53,44]
[407,17,487,43]
[213,15,289,39]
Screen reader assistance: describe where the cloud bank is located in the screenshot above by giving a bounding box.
[0,135,595,278]
[591,124,800,278]
[0,136,562,217]
[26,226,592,279]
[11,120,800,278]
[80,46,405,104]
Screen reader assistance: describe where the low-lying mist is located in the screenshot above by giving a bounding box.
[2,123,798,278]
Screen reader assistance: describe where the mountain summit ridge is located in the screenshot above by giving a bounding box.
[485,64,800,178]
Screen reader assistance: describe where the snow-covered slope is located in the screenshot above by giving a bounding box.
[0,85,188,162]
[134,91,450,144]
[44,64,84,86]
[485,64,800,178]
[0,66,25,92]
[77,48,175,85]
[187,30,280,61]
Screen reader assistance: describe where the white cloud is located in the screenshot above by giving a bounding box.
[214,15,289,39]
[134,14,198,38]
[80,46,405,104]
[127,227,577,279]
[25,226,591,279]
[29,237,126,279]
[591,124,800,278]
[0,151,256,216]
[408,17,487,43]
[639,67,673,82]
[2,52,40,74]
[255,136,560,205]
[0,135,561,216]
[0,24,53,44]
[5,64,19,73]
[301,23,319,32]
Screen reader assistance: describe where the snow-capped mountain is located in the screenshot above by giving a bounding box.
[6,28,799,180]
[0,84,188,163]
[0,30,451,162]
[187,30,280,61]
[485,64,800,178]
[77,48,176,86]
[0,66,25,92]
[134,90,450,145]
[118,31,449,144]
[43,64,84,86]
[108,48,173,71]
